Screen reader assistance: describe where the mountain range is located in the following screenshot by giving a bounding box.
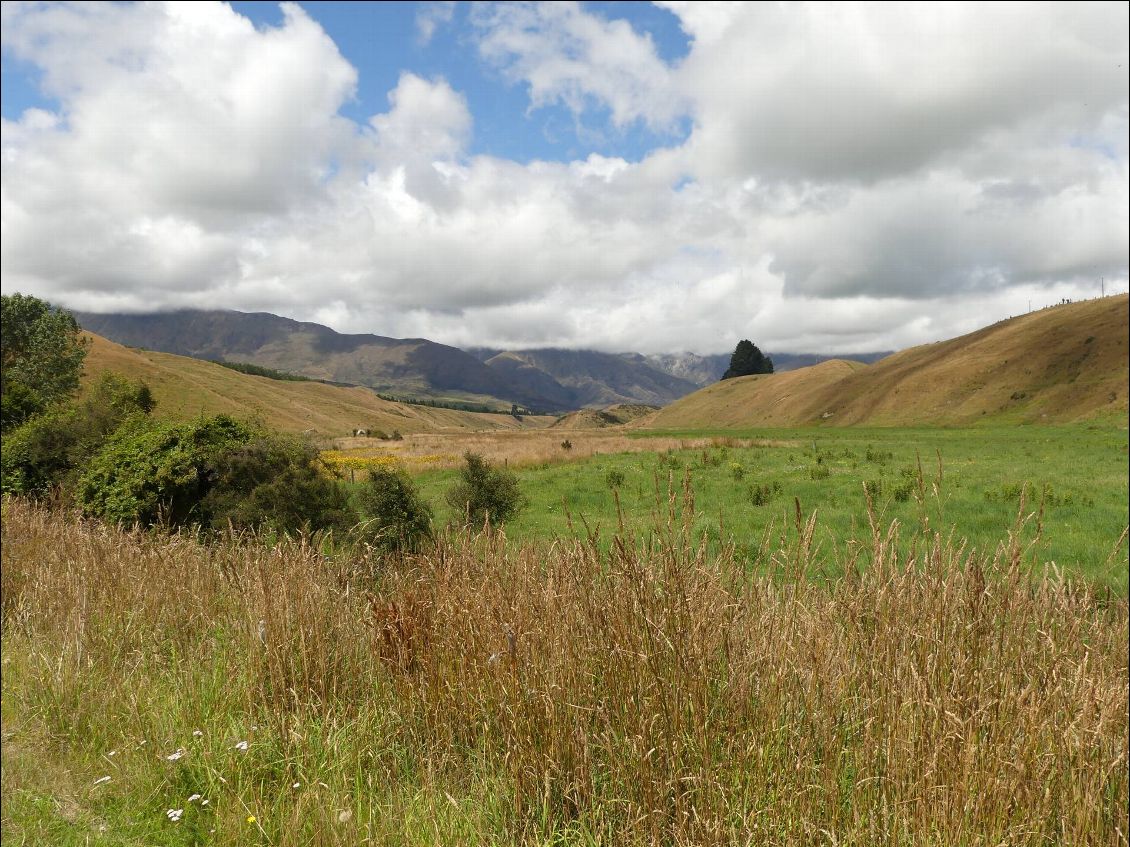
[74,309,888,412]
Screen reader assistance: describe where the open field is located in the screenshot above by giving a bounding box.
[329,429,760,470]
[3,495,1127,846]
[338,424,1129,591]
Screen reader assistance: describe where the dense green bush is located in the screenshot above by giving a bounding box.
[445,451,525,527]
[356,467,434,554]
[1,293,89,432]
[77,415,357,534]
[77,415,254,526]
[201,434,358,536]
[1,373,155,497]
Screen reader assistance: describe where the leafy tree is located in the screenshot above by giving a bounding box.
[1,294,89,431]
[357,467,434,554]
[1,372,155,497]
[721,339,774,379]
[445,451,525,527]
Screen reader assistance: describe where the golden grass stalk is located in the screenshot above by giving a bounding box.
[2,489,1127,846]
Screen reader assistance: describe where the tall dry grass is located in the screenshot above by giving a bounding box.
[2,483,1127,845]
[332,430,777,471]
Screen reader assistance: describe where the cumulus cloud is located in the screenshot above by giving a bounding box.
[470,1,687,133]
[1,1,1126,356]
[677,2,1129,184]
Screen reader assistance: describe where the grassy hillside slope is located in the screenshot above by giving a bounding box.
[80,333,553,435]
[549,403,660,429]
[649,359,869,428]
[649,295,1129,429]
[74,310,570,411]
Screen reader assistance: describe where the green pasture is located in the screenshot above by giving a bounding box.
[374,425,1129,590]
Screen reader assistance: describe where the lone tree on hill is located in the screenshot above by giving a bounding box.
[721,339,774,380]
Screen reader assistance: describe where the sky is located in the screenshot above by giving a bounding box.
[1,1,1127,356]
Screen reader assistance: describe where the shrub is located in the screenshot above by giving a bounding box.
[357,466,434,554]
[605,468,625,490]
[748,480,782,506]
[730,462,746,481]
[77,415,256,526]
[77,415,357,534]
[560,439,573,451]
[1,372,155,497]
[700,449,723,468]
[201,434,358,536]
[809,464,831,480]
[445,452,525,527]
[892,481,914,503]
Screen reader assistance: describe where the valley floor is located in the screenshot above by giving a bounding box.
[2,423,1128,845]
[339,423,1130,590]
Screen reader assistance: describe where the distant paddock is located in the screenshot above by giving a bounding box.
[330,430,794,471]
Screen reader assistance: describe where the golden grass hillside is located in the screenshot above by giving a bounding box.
[650,294,1129,429]
[549,403,660,429]
[81,333,555,436]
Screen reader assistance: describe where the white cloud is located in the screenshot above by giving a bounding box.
[653,1,744,46]
[369,73,471,163]
[675,2,1128,184]
[415,1,455,45]
[470,1,687,133]
[1,1,1126,357]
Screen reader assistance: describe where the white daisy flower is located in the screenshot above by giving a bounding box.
[166,808,184,822]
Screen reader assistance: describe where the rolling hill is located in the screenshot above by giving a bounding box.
[642,350,893,385]
[549,404,660,430]
[76,311,718,411]
[647,295,1129,429]
[74,310,571,411]
[77,309,897,412]
[80,333,555,436]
